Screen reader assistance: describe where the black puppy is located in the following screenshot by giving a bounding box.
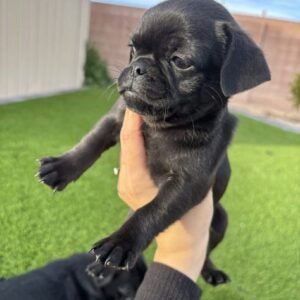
[38,0,270,286]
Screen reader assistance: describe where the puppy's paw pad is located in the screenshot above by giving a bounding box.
[203,269,230,287]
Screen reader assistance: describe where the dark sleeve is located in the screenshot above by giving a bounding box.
[135,263,202,300]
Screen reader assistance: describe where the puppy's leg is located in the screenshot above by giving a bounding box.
[38,98,125,191]
[212,154,231,204]
[201,154,231,285]
[89,174,213,271]
[201,203,230,286]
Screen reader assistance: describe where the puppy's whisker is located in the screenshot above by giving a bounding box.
[189,116,196,144]
[203,86,218,107]
[105,82,117,92]
[100,81,116,94]
[108,61,124,69]
[106,87,118,103]
[108,63,126,75]
[206,85,224,107]
[101,82,118,100]
[206,89,219,107]
[108,65,122,71]
[163,102,168,123]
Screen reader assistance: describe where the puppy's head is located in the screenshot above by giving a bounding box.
[118,0,271,126]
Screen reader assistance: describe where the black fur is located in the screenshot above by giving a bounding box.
[38,0,270,286]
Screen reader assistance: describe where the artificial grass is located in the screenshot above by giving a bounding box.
[0,88,299,300]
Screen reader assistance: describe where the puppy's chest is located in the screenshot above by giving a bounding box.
[142,124,199,185]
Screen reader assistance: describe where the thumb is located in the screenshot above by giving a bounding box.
[120,109,148,169]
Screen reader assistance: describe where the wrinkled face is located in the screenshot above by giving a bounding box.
[118,10,224,126]
[118,0,271,126]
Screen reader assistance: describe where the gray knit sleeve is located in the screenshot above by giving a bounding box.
[135,263,201,300]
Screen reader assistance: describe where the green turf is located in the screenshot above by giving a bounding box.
[0,88,299,299]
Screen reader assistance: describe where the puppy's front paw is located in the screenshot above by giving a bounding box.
[37,155,79,191]
[89,235,139,272]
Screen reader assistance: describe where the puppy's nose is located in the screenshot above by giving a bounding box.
[133,61,147,76]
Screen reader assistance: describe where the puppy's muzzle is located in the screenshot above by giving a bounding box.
[118,58,150,94]
[132,60,147,77]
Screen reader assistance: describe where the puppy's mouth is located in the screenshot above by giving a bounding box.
[118,87,141,102]
[121,90,146,113]
[120,87,164,109]
[122,90,142,101]
[119,87,165,102]
[119,88,176,123]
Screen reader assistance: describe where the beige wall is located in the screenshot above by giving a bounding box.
[89,3,300,122]
[0,0,90,103]
[229,15,300,121]
[89,3,143,79]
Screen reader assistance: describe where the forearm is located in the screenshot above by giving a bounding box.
[154,192,213,282]
[134,197,211,299]
[154,232,210,282]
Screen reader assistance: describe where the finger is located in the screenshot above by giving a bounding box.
[120,109,143,143]
[120,110,148,169]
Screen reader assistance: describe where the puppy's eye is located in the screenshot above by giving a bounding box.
[171,56,192,69]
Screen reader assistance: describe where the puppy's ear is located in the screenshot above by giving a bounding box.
[219,22,271,97]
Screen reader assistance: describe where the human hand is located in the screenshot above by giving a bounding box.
[118,109,213,281]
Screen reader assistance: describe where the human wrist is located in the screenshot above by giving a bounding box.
[154,235,209,282]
